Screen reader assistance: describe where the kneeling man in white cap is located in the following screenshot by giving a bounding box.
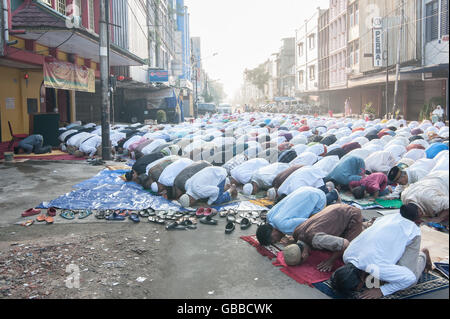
[178,166,238,208]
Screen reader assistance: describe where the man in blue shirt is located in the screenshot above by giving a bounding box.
[14,134,51,154]
[325,155,366,187]
[256,187,326,246]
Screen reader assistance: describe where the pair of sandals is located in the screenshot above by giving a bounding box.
[219,209,237,218]
[196,207,217,218]
[138,209,156,218]
[61,210,92,220]
[148,216,166,224]
[165,218,197,231]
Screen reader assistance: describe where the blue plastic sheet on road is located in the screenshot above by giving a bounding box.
[38,169,188,211]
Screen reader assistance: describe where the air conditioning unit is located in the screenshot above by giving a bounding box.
[345,67,354,75]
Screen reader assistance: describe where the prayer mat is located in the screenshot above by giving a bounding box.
[374,198,403,209]
[420,225,449,264]
[249,198,274,209]
[273,250,344,287]
[241,235,344,286]
[240,235,283,259]
[12,150,86,161]
[339,191,383,209]
[313,272,449,299]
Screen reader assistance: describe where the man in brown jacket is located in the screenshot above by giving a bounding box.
[283,203,363,272]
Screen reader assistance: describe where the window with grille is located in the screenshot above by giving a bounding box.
[349,6,354,27]
[56,0,66,15]
[298,43,304,56]
[309,34,315,49]
[354,2,359,25]
[426,0,439,42]
[309,66,315,80]
[88,0,95,31]
[73,0,81,16]
[441,0,449,36]
[349,42,354,66]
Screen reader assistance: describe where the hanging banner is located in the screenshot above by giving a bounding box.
[44,58,95,93]
[373,17,383,67]
[149,70,169,82]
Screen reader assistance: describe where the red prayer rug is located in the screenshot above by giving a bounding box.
[241,235,344,287]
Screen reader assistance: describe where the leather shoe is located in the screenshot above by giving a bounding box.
[240,217,251,230]
[225,221,235,234]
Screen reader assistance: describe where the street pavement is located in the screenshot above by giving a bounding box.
[0,160,448,299]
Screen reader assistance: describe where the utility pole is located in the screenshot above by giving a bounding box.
[100,0,111,160]
[384,0,389,118]
[154,0,160,68]
[0,0,4,57]
[392,0,404,117]
[147,0,152,67]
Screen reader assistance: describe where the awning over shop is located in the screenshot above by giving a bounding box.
[11,1,145,67]
[347,71,422,88]
[400,63,449,74]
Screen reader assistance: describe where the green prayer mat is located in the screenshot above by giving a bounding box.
[375,198,403,209]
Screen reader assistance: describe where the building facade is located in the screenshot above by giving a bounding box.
[295,8,324,106]
[0,0,144,142]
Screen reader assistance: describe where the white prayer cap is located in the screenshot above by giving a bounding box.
[151,182,158,193]
[243,183,253,196]
[267,188,277,201]
[179,194,191,208]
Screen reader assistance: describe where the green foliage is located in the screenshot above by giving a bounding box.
[156,110,167,123]
[363,102,376,115]
[245,63,270,92]
[419,97,445,121]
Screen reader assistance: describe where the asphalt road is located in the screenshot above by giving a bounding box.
[0,160,448,299]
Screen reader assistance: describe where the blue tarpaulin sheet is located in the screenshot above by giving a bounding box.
[37,169,188,211]
[37,169,268,212]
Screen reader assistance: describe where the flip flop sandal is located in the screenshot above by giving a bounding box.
[165,222,186,231]
[47,207,57,217]
[36,214,47,222]
[139,210,150,218]
[195,207,205,217]
[79,210,93,219]
[21,220,34,227]
[129,213,140,223]
[203,208,218,217]
[199,216,218,225]
[235,217,243,224]
[60,210,75,220]
[118,210,129,217]
[95,211,106,219]
[106,212,125,221]
[45,216,54,224]
[174,213,184,218]
[226,215,236,223]
[179,219,197,229]
[219,211,227,218]
[251,211,260,219]
[240,218,251,230]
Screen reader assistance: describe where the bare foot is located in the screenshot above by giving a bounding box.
[421,248,432,272]
[229,184,238,199]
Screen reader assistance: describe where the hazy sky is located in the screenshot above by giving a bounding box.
[185,0,329,102]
